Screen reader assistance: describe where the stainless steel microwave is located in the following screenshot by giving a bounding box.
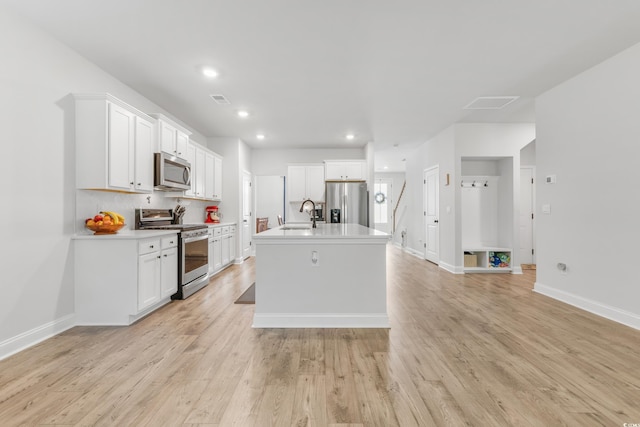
[154,152,191,191]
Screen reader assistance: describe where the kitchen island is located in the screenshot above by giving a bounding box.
[252,223,390,328]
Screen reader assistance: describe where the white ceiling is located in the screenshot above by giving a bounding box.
[5,0,640,171]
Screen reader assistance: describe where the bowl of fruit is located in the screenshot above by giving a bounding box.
[85,211,125,235]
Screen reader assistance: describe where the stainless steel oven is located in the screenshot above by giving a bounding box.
[180,228,209,297]
[136,208,209,299]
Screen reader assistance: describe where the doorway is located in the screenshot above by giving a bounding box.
[242,171,252,259]
[424,166,439,264]
[519,166,536,265]
[373,179,392,234]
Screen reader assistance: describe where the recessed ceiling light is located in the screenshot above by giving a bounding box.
[256,134,265,140]
[202,67,218,78]
[346,134,355,141]
[237,110,249,118]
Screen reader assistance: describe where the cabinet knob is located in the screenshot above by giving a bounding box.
[137,183,141,186]
[163,254,168,257]
[150,245,154,248]
[157,255,161,259]
[434,219,439,223]
[130,182,134,185]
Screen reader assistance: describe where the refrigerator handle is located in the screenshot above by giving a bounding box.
[344,193,349,223]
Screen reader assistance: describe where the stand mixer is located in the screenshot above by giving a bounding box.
[205,206,220,223]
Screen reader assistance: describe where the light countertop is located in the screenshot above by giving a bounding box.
[205,222,237,227]
[253,223,389,242]
[73,229,178,240]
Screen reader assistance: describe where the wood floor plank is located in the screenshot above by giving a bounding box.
[1,247,639,426]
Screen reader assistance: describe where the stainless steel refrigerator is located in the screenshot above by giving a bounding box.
[325,181,369,226]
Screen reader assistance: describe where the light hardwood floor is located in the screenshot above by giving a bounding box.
[1,245,640,426]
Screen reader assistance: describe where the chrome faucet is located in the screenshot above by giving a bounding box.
[299,199,317,228]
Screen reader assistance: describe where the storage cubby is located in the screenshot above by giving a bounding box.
[461,157,514,273]
[463,248,512,272]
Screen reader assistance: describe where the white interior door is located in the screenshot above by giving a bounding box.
[373,179,392,234]
[519,167,535,264]
[424,166,439,264]
[242,171,252,259]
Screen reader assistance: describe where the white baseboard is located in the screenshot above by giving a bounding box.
[402,246,424,259]
[253,313,390,328]
[439,262,464,274]
[512,266,523,274]
[0,314,76,361]
[534,282,640,331]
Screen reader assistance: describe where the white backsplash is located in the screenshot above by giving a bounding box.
[75,190,216,234]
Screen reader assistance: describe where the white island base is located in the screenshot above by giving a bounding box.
[253,224,390,328]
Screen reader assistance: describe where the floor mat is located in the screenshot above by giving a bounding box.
[234,282,255,304]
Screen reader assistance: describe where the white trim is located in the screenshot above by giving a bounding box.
[534,282,640,331]
[402,246,424,259]
[253,313,390,328]
[0,314,76,361]
[511,266,523,274]
[439,262,464,274]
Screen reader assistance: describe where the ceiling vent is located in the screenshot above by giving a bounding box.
[210,94,230,105]
[464,96,519,110]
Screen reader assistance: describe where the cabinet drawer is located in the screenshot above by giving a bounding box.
[161,235,178,249]
[221,226,230,235]
[230,226,236,233]
[207,228,214,238]
[213,227,222,237]
[138,239,161,255]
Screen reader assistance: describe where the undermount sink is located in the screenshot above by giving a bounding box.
[280,224,312,230]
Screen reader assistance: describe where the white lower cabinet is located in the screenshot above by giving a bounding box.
[207,224,236,276]
[138,250,161,311]
[74,232,179,325]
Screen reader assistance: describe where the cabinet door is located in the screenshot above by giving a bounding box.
[288,166,307,201]
[134,117,154,193]
[160,121,176,155]
[229,233,236,264]
[324,162,344,180]
[108,103,135,191]
[208,239,215,274]
[213,238,222,270]
[213,156,223,200]
[195,148,206,198]
[222,235,231,266]
[205,152,214,200]
[344,161,365,180]
[185,143,196,197]
[306,166,325,202]
[175,131,189,159]
[138,252,161,311]
[160,247,178,298]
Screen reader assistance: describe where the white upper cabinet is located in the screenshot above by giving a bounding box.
[185,142,223,201]
[194,146,206,198]
[288,164,325,202]
[152,114,191,160]
[134,116,154,193]
[205,152,223,201]
[324,160,366,181]
[75,93,155,193]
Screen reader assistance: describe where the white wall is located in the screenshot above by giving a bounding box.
[251,148,365,176]
[0,6,213,358]
[535,41,640,329]
[208,137,250,260]
[404,126,456,265]
[251,147,365,222]
[374,172,407,245]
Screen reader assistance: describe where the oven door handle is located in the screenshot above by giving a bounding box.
[182,234,208,244]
